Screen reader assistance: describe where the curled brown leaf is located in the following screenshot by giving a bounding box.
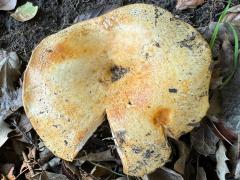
[176,0,205,10]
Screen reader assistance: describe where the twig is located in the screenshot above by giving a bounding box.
[22,151,35,177]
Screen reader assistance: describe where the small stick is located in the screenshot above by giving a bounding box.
[22,151,35,177]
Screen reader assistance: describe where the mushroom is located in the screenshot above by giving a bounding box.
[23,4,211,176]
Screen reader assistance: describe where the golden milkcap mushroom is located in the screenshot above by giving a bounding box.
[23,4,211,176]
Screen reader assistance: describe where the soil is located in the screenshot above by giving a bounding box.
[0,0,240,179]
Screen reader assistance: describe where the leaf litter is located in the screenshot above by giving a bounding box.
[0,49,22,148]
[0,0,16,11]
[1,0,240,179]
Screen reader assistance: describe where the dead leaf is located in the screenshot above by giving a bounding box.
[207,118,237,146]
[0,0,17,11]
[62,161,81,180]
[228,5,240,13]
[184,150,199,180]
[116,177,128,180]
[0,164,15,179]
[8,113,33,144]
[191,120,219,156]
[196,167,207,180]
[77,150,115,163]
[220,67,240,135]
[234,159,240,179]
[216,141,230,180]
[174,141,190,174]
[223,5,240,23]
[6,167,15,180]
[228,138,240,179]
[207,91,222,117]
[176,0,205,10]
[0,120,11,147]
[74,1,123,23]
[38,146,54,167]
[0,49,22,120]
[146,167,183,180]
[0,49,22,147]
[11,2,38,22]
[33,171,68,180]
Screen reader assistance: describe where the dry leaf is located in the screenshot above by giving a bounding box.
[62,161,81,180]
[6,167,15,180]
[0,49,22,119]
[196,167,207,180]
[0,49,22,147]
[77,150,115,163]
[146,167,183,180]
[8,114,33,144]
[174,141,190,174]
[207,91,222,117]
[220,68,240,135]
[216,141,230,180]
[74,1,123,23]
[191,120,219,156]
[11,2,38,22]
[176,0,205,10]
[0,120,11,147]
[228,5,240,13]
[228,142,240,179]
[223,5,240,23]
[33,171,68,180]
[0,164,15,179]
[0,0,17,11]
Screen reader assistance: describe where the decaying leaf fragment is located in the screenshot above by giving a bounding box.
[216,141,230,180]
[23,4,211,176]
[11,2,38,22]
[223,5,240,23]
[176,0,204,10]
[0,49,22,147]
[191,120,219,156]
[0,0,17,10]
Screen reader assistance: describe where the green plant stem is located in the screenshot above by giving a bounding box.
[210,0,232,49]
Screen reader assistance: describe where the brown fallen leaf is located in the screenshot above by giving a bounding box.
[216,141,230,180]
[176,0,205,10]
[0,164,15,180]
[74,1,123,23]
[191,120,219,156]
[146,167,183,180]
[32,171,68,180]
[0,49,22,147]
[0,0,17,11]
[8,113,33,144]
[223,5,240,23]
[6,167,15,180]
[77,150,116,163]
[196,167,207,180]
[62,161,81,180]
[174,141,190,174]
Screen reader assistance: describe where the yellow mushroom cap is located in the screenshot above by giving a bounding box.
[23,4,211,176]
